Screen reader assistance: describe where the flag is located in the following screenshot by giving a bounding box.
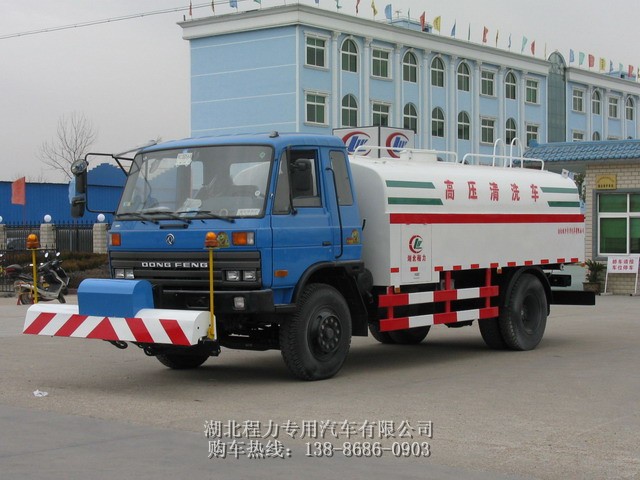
[629,65,634,78]
[467,24,471,41]
[618,62,623,74]
[521,36,528,54]
[433,16,441,32]
[531,40,536,55]
[599,58,605,71]
[211,0,215,12]
[336,0,342,9]
[508,33,512,50]
[579,52,585,66]
[450,21,456,37]
[419,12,425,31]
[11,177,26,206]
[569,49,575,63]
[356,0,360,13]
[495,30,499,47]
[371,0,378,16]
[229,0,237,8]
[384,4,392,20]
[189,1,193,16]
[588,54,595,68]
[255,0,262,4]
[482,26,488,43]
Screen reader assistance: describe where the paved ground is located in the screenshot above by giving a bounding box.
[0,293,638,479]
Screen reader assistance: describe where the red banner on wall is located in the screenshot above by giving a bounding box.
[11,177,26,205]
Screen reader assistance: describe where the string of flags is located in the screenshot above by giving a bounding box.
[187,1,639,80]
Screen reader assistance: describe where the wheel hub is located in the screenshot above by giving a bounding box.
[317,314,341,354]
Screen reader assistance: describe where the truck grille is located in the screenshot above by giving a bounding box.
[110,251,261,290]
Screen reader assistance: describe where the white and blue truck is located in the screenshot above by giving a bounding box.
[24,132,594,380]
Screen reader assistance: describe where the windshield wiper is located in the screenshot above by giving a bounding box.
[142,209,191,225]
[115,212,159,224]
[178,210,235,223]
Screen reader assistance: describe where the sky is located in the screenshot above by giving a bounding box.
[1,0,638,183]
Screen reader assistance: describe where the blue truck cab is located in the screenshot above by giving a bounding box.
[72,132,371,379]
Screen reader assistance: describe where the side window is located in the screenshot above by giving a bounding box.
[273,150,321,214]
[329,150,354,206]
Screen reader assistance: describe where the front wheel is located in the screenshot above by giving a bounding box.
[280,284,352,381]
[499,273,548,351]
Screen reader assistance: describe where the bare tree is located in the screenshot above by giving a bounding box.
[39,112,98,180]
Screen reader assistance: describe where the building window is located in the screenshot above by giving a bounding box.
[481,70,495,96]
[458,111,470,140]
[481,118,495,144]
[526,124,539,146]
[403,103,418,132]
[432,108,445,137]
[457,63,470,92]
[403,51,417,83]
[505,72,517,100]
[506,118,517,144]
[592,131,601,141]
[372,102,390,126]
[341,94,358,127]
[572,131,584,142]
[431,57,445,87]
[341,39,358,73]
[597,193,640,255]
[305,93,327,125]
[526,79,539,104]
[626,97,635,121]
[372,49,390,78]
[306,36,326,68]
[609,97,619,119]
[592,90,602,115]
[572,89,584,112]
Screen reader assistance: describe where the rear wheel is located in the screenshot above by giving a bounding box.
[368,322,395,344]
[388,326,431,345]
[280,284,351,381]
[18,293,33,305]
[499,273,548,350]
[478,318,508,349]
[156,348,210,369]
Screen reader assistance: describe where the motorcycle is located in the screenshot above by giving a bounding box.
[5,252,70,305]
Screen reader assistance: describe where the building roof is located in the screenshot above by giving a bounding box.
[524,140,640,163]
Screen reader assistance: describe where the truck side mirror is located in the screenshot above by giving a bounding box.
[70,159,88,218]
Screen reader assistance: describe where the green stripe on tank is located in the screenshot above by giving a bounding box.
[388,197,443,206]
[541,187,579,194]
[548,201,581,208]
[386,180,436,189]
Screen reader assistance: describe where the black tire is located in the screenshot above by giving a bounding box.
[478,318,508,349]
[58,293,66,304]
[368,322,395,344]
[499,273,548,351]
[18,293,32,305]
[156,348,210,369]
[280,284,352,381]
[388,326,431,344]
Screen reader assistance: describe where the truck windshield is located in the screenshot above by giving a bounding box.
[116,145,273,219]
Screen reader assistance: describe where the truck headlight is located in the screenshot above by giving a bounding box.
[125,268,135,279]
[243,270,257,281]
[226,270,240,281]
[114,268,125,279]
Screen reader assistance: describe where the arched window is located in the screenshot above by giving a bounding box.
[403,51,418,83]
[626,97,635,121]
[432,107,445,137]
[341,94,358,127]
[506,118,517,144]
[341,39,358,73]
[403,103,418,132]
[592,131,601,141]
[505,72,517,100]
[457,62,470,91]
[457,111,470,140]
[431,57,445,87]
[592,90,602,115]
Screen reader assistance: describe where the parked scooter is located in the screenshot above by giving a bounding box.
[5,252,70,305]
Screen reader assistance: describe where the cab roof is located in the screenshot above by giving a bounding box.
[140,132,346,153]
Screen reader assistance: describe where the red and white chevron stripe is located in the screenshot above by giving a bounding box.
[23,304,212,345]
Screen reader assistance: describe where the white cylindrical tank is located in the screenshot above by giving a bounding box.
[349,151,584,286]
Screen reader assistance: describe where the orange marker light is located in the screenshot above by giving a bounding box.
[274,270,289,278]
[110,233,121,247]
[232,232,247,246]
[205,232,218,248]
[26,234,39,249]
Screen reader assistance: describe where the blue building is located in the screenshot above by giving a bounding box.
[180,4,640,156]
